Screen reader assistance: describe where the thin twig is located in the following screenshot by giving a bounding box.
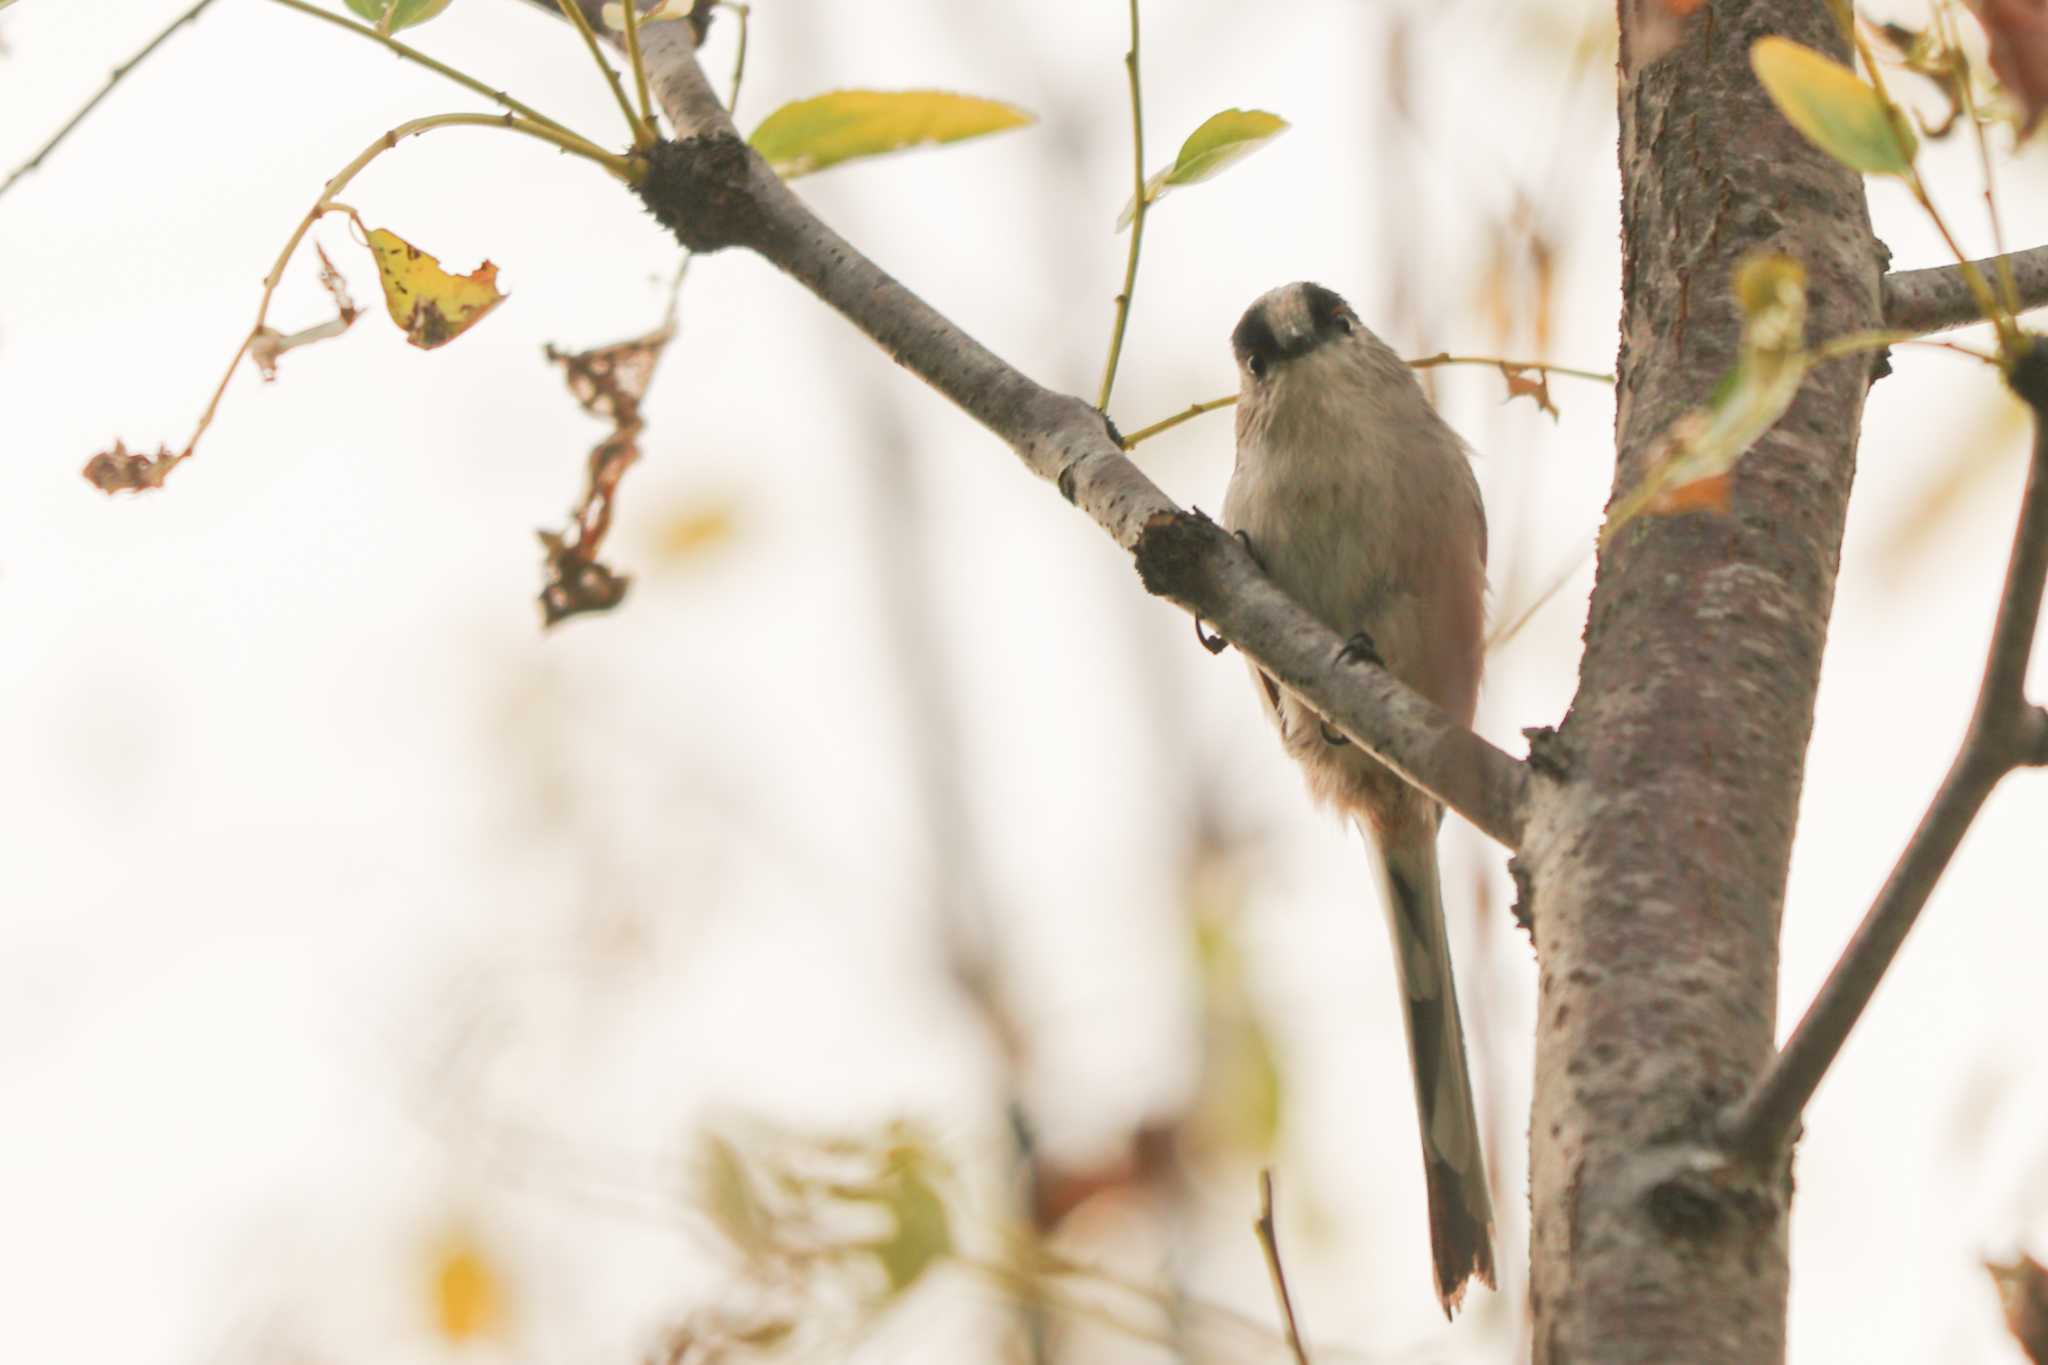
[1095,0,1147,413]
[1120,346,1612,450]
[1885,245,2048,337]
[618,0,657,144]
[719,1,750,120]
[554,0,649,142]
[1720,345,2048,1159]
[1122,395,1235,448]
[1408,352,1615,384]
[1253,1170,1311,1365]
[181,112,629,468]
[1940,0,2020,318]
[0,0,222,204]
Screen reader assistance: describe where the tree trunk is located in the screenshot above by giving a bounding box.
[1524,2,1881,1359]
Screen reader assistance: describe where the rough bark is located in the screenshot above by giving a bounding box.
[1519,3,1881,1360]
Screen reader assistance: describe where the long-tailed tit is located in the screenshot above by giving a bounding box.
[1222,281,1494,1315]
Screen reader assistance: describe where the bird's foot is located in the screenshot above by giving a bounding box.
[1336,630,1382,668]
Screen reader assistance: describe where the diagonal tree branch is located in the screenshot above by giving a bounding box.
[583,15,1534,849]
[1719,342,2048,1161]
[1885,244,2048,337]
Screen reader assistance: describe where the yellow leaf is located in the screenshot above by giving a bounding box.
[366,227,506,350]
[429,1236,502,1342]
[1751,36,1916,175]
[748,89,1033,178]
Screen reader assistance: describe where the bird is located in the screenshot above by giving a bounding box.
[1221,281,1495,1315]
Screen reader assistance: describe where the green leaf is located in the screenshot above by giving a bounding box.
[748,90,1034,179]
[866,1147,952,1294]
[1750,36,1915,176]
[344,0,456,32]
[1117,108,1289,230]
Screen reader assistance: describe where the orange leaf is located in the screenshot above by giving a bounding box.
[1646,469,1735,518]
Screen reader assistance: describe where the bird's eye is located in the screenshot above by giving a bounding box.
[1248,353,1267,377]
[1333,314,1354,335]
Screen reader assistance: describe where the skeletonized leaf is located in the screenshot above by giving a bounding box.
[748,90,1033,178]
[1751,36,1916,174]
[365,227,506,349]
[1118,109,1289,230]
[1602,252,1810,543]
[344,0,456,32]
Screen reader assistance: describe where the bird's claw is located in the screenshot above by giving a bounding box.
[1336,630,1382,668]
[1233,528,1266,572]
[1194,616,1229,655]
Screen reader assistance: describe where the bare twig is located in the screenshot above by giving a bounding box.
[1720,343,2048,1159]
[0,0,222,204]
[1122,396,1235,448]
[617,39,1533,849]
[1885,245,2048,337]
[1253,1170,1311,1365]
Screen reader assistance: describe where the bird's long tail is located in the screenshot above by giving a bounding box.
[1367,823,1496,1316]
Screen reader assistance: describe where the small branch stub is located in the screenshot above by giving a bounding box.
[635,134,774,253]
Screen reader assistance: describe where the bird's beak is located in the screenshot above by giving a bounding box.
[1267,291,1318,359]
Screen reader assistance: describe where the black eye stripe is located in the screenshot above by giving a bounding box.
[1300,282,1348,323]
[1232,308,1279,361]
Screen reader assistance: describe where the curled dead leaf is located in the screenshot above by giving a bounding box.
[82,440,182,494]
[534,325,675,626]
[1501,364,1561,420]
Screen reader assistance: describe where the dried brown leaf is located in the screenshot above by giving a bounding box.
[82,439,181,494]
[1501,363,1561,420]
[1989,1254,2048,1362]
[1974,0,2048,133]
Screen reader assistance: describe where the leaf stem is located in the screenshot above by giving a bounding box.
[720,0,752,120]
[554,0,650,144]
[618,0,658,146]
[1096,0,1147,413]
